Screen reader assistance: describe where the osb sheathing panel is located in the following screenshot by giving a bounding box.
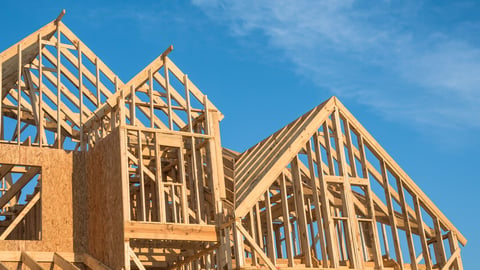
[86,128,125,270]
[0,144,87,252]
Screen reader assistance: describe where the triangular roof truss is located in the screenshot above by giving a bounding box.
[232,97,465,270]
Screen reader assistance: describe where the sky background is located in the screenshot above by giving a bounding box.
[1,0,478,267]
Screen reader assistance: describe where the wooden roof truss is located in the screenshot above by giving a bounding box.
[229,97,465,270]
[0,13,122,150]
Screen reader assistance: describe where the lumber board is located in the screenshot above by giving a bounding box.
[53,253,80,270]
[82,253,111,270]
[21,252,44,270]
[124,222,218,242]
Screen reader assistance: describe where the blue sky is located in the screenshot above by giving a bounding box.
[1,0,478,267]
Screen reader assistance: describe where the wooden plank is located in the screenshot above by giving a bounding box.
[313,131,340,267]
[291,156,312,267]
[137,130,146,221]
[305,140,328,267]
[342,119,357,177]
[280,173,295,267]
[82,253,112,270]
[0,252,74,262]
[177,143,189,224]
[78,43,83,150]
[23,68,43,144]
[433,217,447,266]
[53,253,80,270]
[357,134,384,269]
[380,161,404,269]
[332,107,362,269]
[233,221,245,269]
[154,132,166,222]
[447,232,463,270]
[38,33,44,147]
[56,25,61,148]
[0,192,40,240]
[21,252,44,270]
[397,178,418,270]
[264,190,276,265]
[0,262,8,270]
[124,222,218,242]
[184,74,193,132]
[95,57,100,107]
[17,44,22,145]
[148,69,154,128]
[163,58,173,129]
[128,248,146,270]
[248,209,258,266]
[236,223,276,270]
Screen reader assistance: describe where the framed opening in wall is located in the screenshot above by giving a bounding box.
[0,164,41,240]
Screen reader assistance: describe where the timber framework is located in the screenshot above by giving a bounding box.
[0,11,466,270]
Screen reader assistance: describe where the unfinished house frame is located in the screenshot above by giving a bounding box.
[0,12,465,270]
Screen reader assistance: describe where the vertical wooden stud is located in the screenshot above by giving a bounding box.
[280,174,295,267]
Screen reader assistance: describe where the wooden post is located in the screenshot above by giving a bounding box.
[95,57,100,106]
[163,58,173,130]
[38,34,44,147]
[249,210,258,266]
[254,203,264,252]
[137,130,146,221]
[17,44,22,145]
[357,134,384,269]
[332,107,362,269]
[149,69,154,128]
[381,224,390,259]
[313,132,340,267]
[130,85,136,125]
[178,145,189,224]
[264,190,276,265]
[233,220,245,269]
[291,156,313,267]
[448,232,463,270]
[78,43,83,150]
[306,139,328,266]
[184,74,192,132]
[56,25,62,148]
[433,217,446,266]
[155,132,166,222]
[280,173,295,267]
[397,178,418,270]
[381,160,404,269]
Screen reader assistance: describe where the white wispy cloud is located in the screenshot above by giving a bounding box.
[192,0,480,132]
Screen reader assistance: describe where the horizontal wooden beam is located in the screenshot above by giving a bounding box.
[124,222,218,242]
[0,252,80,263]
